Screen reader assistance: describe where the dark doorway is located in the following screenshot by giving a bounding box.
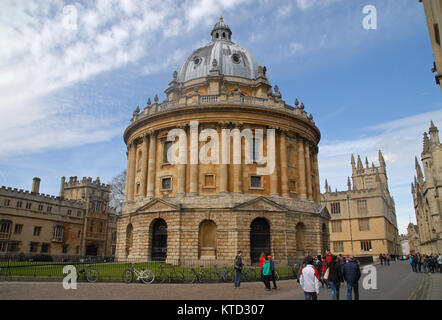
[250,218,270,264]
[85,244,98,256]
[151,219,167,261]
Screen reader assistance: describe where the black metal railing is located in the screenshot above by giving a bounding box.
[0,255,300,283]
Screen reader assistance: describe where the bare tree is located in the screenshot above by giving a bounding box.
[109,170,125,213]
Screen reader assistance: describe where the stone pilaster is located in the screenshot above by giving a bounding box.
[305,141,313,200]
[147,131,157,198]
[297,137,307,199]
[280,130,289,197]
[140,134,149,198]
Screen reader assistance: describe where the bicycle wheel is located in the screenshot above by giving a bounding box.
[171,270,185,283]
[122,269,134,283]
[187,270,198,283]
[86,268,99,283]
[224,270,233,282]
[140,269,155,284]
[198,270,208,283]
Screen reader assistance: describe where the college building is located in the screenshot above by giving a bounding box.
[411,121,442,254]
[321,151,401,257]
[0,176,117,258]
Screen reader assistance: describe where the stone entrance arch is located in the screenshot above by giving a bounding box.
[199,220,217,259]
[151,219,167,261]
[86,244,98,256]
[250,218,270,263]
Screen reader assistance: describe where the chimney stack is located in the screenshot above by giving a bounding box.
[31,177,41,194]
[59,176,66,199]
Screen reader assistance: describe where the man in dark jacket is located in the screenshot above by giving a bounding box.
[234,251,243,288]
[343,256,361,300]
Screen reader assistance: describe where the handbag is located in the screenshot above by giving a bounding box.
[323,268,330,280]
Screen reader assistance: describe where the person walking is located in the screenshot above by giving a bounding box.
[268,255,277,289]
[234,250,243,288]
[299,256,320,300]
[411,254,418,272]
[328,255,344,300]
[437,253,442,273]
[343,256,361,300]
[386,254,391,266]
[262,256,272,291]
[417,254,423,272]
[423,255,429,273]
[379,253,384,266]
[313,255,324,287]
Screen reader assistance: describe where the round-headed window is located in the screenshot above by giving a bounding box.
[231,53,241,64]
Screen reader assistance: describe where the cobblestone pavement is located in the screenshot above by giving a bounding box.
[0,261,435,300]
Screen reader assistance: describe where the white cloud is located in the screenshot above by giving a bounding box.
[319,109,442,234]
[0,0,250,159]
[295,0,342,10]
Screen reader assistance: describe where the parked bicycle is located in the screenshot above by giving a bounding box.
[155,264,185,283]
[122,263,155,284]
[187,266,209,283]
[212,265,233,282]
[241,267,257,281]
[77,264,99,283]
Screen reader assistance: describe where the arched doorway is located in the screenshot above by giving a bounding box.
[86,244,98,256]
[250,218,270,264]
[199,220,217,258]
[151,219,167,261]
[296,223,306,257]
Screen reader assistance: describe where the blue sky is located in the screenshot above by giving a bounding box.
[0,0,441,234]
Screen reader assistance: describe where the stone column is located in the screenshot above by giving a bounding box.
[140,134,149,198]
[280,130,289,197]
[233,123,242,194]
[305,141,313,200]
[219,122,229,194]
[147,131,157,198]
[124,147,131,201]
[127,141,137,201]
[297,137,307,199]
[269,127,279,196]
[312,150,320,203]
[189,124,199,195]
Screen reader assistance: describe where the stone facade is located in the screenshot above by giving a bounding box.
[407,223,421,254]
[116,18,330,266]
[411,121,442,254]
[420,0,442,90]
[321,151,401,257]
[0,176,117,258]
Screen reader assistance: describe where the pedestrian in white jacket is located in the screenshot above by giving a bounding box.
[299,256,320,300]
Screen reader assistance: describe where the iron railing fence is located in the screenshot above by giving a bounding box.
[0,256,300,283]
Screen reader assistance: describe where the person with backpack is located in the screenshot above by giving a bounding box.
[299,256,320,300]
[234,250,243,288]
[262,256,272,291]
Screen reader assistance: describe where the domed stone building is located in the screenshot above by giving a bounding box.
[115,18,330,265]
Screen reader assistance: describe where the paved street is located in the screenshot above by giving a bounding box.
[0,260,436,300]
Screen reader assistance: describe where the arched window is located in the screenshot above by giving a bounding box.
[126,224,133,258]
[296,222,306,257]
[151,219,167,261]
[199,220,217,258]
[250,218,270,263]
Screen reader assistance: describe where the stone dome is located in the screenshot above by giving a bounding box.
[177,17,260,83]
